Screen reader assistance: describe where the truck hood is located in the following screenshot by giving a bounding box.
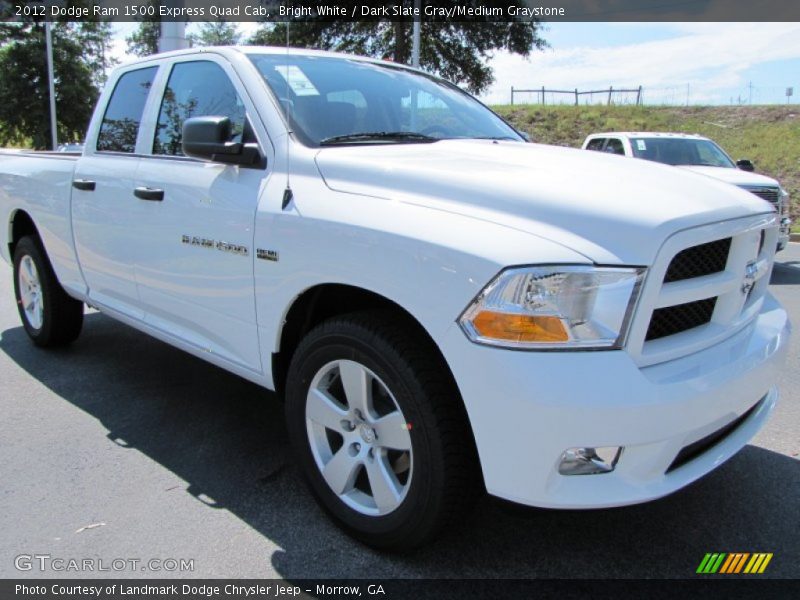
[678,165,780,188]
[315,140,771,265]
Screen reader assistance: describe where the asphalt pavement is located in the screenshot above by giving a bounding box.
[1,245,798,580]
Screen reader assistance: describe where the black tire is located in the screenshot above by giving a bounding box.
[285,311,479,551]
[13,235,83,347]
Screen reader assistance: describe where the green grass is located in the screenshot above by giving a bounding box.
[493,104,800,223]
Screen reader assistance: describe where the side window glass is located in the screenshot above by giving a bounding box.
[605,138,625,155]
[585,138,605,151]
[96,67,157,153]
[153,61,246,156]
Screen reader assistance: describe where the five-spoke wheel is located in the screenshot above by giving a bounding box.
[13,235,83,346]
[286,312,477,550]
[17,255,44,330]
[306,359,413,516]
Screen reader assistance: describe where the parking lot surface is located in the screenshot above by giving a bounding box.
[1,245,798,579]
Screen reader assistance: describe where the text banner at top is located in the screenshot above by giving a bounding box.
[2,0,800,23]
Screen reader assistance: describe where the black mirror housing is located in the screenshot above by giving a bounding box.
[182,116,265,169]
[183,116,234,158]
[736,159,755,172]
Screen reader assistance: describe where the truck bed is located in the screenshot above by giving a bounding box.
[0,150,81,292]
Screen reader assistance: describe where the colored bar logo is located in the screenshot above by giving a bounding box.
[696,553,773,574]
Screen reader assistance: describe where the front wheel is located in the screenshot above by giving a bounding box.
[285,312,479,551]
[13,235,83,347]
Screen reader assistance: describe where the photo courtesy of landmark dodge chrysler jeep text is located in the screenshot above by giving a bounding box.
[0,47,790,550]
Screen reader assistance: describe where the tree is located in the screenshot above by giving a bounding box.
[74,21,117,87]
[188,21,242,47]
[125,0,161,57]
[0,20,115,148]
[126,21,160,57]
[247,10,546,94]
[127,17,242,57]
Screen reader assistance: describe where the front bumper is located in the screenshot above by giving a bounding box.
[441,292,790,508]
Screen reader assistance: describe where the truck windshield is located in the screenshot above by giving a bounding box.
[248,54,522,147]
[630,138,735,168]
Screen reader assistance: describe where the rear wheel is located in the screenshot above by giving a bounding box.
[13,235,83,347]
[285,311,478,551]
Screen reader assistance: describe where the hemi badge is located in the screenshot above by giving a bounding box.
[257,248,279,262]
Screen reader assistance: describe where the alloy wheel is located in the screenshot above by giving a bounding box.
[305,359,413,516]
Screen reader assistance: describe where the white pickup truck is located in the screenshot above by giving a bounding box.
[582,132,792,251]
[0,48,791,550]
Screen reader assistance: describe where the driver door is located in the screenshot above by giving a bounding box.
[129,57,270,373]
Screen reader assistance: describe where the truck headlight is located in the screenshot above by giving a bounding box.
[459,266,645,349]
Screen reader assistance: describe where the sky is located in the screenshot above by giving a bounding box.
[108,22,800,106]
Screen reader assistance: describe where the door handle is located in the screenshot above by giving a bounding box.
[72,179,96,191]
[134,187,164,201]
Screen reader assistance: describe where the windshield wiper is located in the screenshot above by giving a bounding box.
[319,131,438,146]
[466,135,522,141]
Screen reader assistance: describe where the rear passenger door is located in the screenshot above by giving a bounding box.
[130,57,270,373]
[72,65,159,318]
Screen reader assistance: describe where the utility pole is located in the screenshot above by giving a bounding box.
[100,35,107,84]
[411,0,421,68]
[159,1,189,53]
[159,22,189,53]
[748,81,753,104]
[410,0,421,129]
[45,21,57,150]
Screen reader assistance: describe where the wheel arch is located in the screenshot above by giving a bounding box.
[7,209,39,259]
[274,282,485,498]
[273,283,454,398]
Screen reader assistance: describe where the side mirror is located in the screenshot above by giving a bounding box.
[182,116,264,168]
[736,159,755,172]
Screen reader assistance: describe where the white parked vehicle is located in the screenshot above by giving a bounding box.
[0,48,791,550]
[582,132,792,251]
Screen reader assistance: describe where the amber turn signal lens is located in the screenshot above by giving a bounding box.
[472,310,569,343]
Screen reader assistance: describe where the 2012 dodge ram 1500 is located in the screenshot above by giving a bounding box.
[581,131,793,252]
[0,47,791,550]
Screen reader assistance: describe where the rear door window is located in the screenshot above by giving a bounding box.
[96,67,158,153]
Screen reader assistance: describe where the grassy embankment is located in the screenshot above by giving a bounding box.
[494,104,800,231]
